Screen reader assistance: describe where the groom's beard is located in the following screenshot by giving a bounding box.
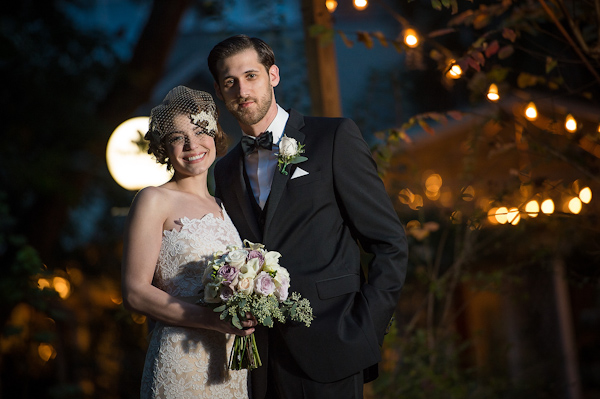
[226,91,273,127]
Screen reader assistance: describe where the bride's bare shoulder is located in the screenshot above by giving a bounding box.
[129,186,177,215]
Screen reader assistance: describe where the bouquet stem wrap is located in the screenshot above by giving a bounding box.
[230,333,261,370]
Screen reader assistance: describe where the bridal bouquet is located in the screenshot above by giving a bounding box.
[200,240,314,370]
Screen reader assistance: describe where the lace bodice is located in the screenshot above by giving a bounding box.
[153,212,242,297]
[141,209,248,399]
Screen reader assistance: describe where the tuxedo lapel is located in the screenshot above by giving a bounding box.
[230,144,263,241]
[263,111,306,238]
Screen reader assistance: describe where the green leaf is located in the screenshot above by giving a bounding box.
[498,45,514,60]
[220,310,229,320]
[290,156,308,165]
[431,0,442,10]
[308,24,327,37]
[232,314,242,329]
[545,57,557,74]
[263,316,273,328]
[214,304,227,313]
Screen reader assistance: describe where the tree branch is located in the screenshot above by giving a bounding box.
[538,0,600,84]
[96,0,192,134]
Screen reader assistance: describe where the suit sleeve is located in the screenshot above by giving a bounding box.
[332,118,408,345]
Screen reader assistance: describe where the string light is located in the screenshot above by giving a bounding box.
[525,200,539,217]
[487,207,499,224]
[579,187,592,203]
[325,0,338,12]
[495,207,509,224]
[446,63,462,79]
[541,199,555,214]
[565,114,577,133]
[525,102,538,120]
[487,83,500,102]
[568,197,582,214]
[403,29,418,48]
[353,0,368,10]
[507,207,520,225]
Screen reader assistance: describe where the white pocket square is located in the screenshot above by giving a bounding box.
[291,167,309,179]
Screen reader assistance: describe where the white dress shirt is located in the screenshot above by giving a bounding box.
[243,105,289,209]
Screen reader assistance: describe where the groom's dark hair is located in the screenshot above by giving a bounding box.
[208,35,275,84]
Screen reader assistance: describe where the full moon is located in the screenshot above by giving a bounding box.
[106,117,172,191]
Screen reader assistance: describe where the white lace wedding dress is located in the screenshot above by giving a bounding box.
[140,210,249,399]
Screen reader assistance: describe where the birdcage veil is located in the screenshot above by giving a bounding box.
[146,86,218,142]
[145,86,223,167]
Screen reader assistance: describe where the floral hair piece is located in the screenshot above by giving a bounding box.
[145,86,218,142]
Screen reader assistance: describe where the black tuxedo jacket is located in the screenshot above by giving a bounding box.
[215,109,407,388]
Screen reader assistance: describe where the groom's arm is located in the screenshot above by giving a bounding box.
[332,118,408,344]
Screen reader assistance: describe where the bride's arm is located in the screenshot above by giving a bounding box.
[121,187,255,336]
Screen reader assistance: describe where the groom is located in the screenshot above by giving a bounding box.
[208,35,408,399]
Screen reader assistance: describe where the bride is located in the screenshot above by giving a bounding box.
[121,86,253,398]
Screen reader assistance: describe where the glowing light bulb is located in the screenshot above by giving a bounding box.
[353,0,368,10]
[525,102,537,120]
[38,278,51,289]
[53,277,71,299]
[325,0,338,12]
[541,199,554,214]
[404,29,418,48]
[568,197,582,214]
[38,343,56,362]
[525,200,539,217]
[425,173,442,192]
[487,83,499,102]
[565,114,577,133]
[579,187,592,204]
[507,207,520,225]
[495,207,508,224]
[487,207,499,224]
[446,64,462,79]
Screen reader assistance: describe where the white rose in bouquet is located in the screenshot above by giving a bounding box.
[237,277,255,295]
[226,249,249,268]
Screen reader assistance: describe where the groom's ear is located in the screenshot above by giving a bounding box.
[269,65,280,88]
[214,82,224,101]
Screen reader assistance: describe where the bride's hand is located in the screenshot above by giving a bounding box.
[210,311,257,336]
[240,312,257,330]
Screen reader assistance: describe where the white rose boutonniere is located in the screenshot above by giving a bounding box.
[276,135,308,175]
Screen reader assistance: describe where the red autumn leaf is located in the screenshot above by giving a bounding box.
[485,40,500,57]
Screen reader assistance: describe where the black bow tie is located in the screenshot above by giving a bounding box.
[241,131,273,155]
